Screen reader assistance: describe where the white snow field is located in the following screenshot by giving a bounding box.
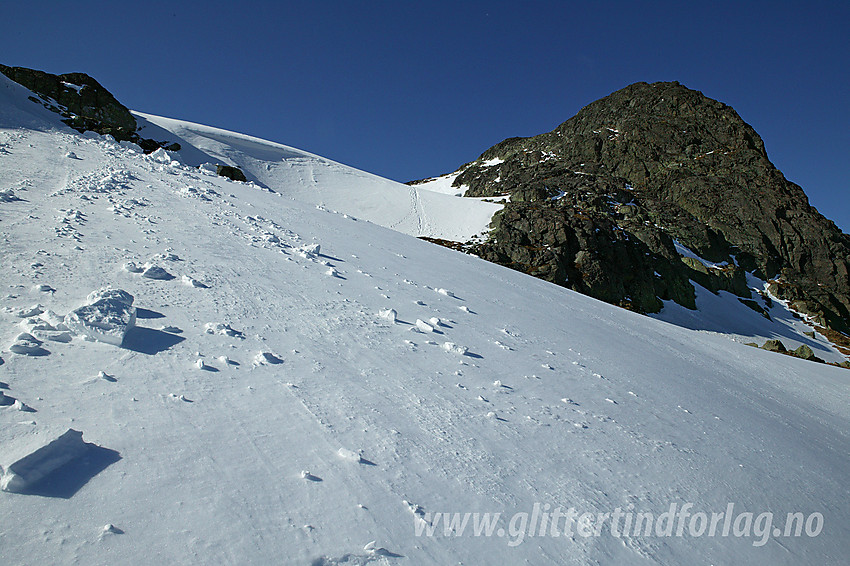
[1,74,849,565]
[133,112,502,243]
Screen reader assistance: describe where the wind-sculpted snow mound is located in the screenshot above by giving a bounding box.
[64,288,136,346]
[0,430,89,493]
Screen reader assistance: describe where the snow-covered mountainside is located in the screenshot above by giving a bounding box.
[1,74,849,565]
[132,112,502,243]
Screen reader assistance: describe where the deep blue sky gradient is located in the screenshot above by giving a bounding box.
[3,1,848,230]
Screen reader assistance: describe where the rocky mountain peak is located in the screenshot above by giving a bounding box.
[420,81,850,334]
[554,81,769,174]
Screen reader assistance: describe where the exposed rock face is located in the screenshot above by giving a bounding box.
[216,164,248,182]
[481,199,698,311]
[414,81,850,330]
[0,64,136,137]
[0,64,179,153]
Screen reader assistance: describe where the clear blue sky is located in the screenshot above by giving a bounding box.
[3,1,848,231]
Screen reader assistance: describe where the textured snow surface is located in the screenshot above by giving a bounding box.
[1,74,848,565]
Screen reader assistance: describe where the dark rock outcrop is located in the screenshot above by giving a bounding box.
[761,339,787,353]
[414,81,850,331]
[478,198,697,312]
[0,64,179,154]
[216,165,247,182]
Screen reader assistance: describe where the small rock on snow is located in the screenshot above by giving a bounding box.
[98,371,117,382]
[13,399,35,412]
[100,524,124,536]
[441,342,468,355]
[296,243,321,258]
[337,447,363,463]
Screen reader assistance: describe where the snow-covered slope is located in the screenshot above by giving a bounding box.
[139,103,837,363]
[653,277,849,364]
[411,171,467,196]
[1,75,849,565]
[133,112,502,243]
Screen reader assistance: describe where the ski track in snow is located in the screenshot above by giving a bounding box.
[0,77,848,565]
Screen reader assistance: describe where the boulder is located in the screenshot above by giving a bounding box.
[761,339,787,353]
[792,344,824,363]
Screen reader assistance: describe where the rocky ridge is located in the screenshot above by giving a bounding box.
[0,64,179,153]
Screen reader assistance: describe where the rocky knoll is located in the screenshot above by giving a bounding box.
[0,64,179,153]
[413,82,850,332]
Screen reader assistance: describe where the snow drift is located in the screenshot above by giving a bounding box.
[1,429,90,493]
